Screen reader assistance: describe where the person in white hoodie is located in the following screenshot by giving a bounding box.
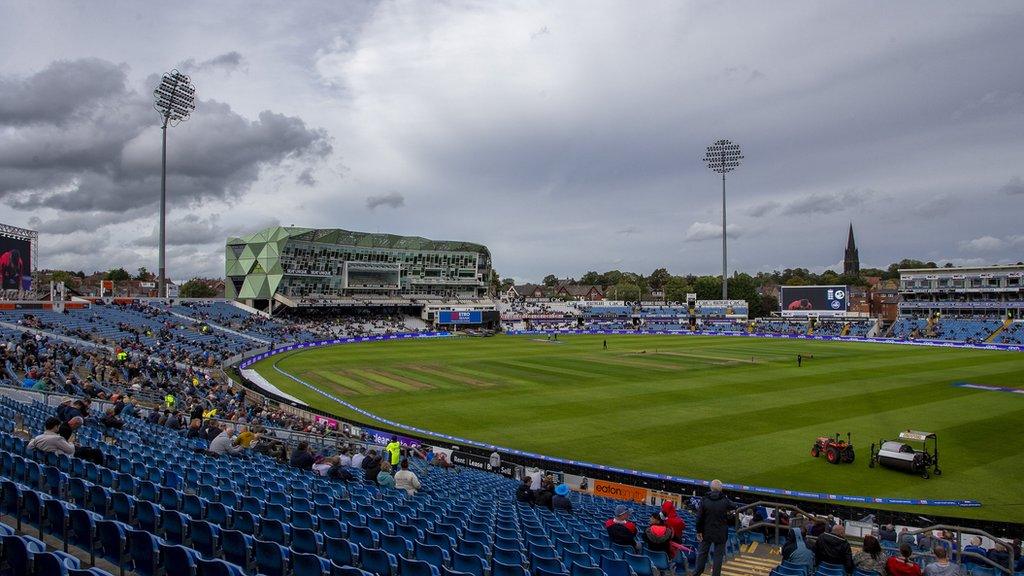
[393,459,422,496]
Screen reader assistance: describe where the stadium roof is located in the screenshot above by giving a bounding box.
[227,226,490,256]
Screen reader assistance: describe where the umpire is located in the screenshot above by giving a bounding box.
[693,479,737,576]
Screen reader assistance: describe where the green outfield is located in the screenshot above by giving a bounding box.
[253,334,1024,522]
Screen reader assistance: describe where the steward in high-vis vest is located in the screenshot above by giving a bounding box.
[386,437,401,466]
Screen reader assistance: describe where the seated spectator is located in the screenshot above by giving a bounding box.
[535,476,554,510]
[643,512,674,555]
[100,408,124,430]
[235,426,256,448]
[351,448,365,469]
[815,524,854,574]
[924,546,961,576]
[605,505,639,548]
[516,477,535,505]
[878,524,898,544]
[377,461,395,488]
[962,537,987,560]
[552,484,573,512]
[57,417,105,465]
[782,528,815,574]
[986,544,1011,571]
[312,455,335,476]
[27,416,75,456]
[886,544,923,576]
[898,528,916,549]
[290,441,315,469]
[394,459,421,495]
[337,449,352,467]
[209,425,244,457]
[917,531,935,552]
[185,418,203,439]
[854,535,886,575]
[362,449,382,484]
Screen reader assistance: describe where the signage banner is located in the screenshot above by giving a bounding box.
[593,479,649,503]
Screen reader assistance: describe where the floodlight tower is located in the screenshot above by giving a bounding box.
[153,70,196,298]
[702,139,743,299]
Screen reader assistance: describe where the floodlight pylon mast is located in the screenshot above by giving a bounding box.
[702,139,743,300]
[153,70,196,298]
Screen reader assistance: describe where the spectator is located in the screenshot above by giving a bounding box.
[57,417,105,465]
[290,441,315,469]
[516,477,535,505]
[815,524,854,574]
[528,468,544,491]
[898,528,916,549]
[26,416,75,456]
[209,425,244,457]
[962,537,987,560]
[886,544,923,576]
[235,426,256,448]
[351,448,366,469]
[362,449,382,484]
[661,501,686,543]
[377,461,395,488]
[535,476,554,510]
[489,450,501,473]
[100,408,124,430]
[918,531,935,553]
[924,546,961,576]
[552,484,573,512]
[337,450,352,467]
[879,525,898,545]
[693,480,737,576]
[605,505,639,549]
[782,528,815,574]
[643,512,674,555]
[394,459,422,495]
[987,544,1011,572]
[312,455,335,476]
[386,436,401,467]
[854,535,886,575]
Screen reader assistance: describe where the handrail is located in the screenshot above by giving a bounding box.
[902,524,1015,574]
[733,501,819,547]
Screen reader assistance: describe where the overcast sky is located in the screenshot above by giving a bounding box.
[1,1,1022,283]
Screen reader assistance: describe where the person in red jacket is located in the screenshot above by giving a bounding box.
[605,505,639,549]
[662,501,686,543]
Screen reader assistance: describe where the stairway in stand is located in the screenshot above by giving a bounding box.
[719,544,783,576]
[984,317,1013,343]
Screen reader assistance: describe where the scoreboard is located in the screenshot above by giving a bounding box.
[437,310,483,324]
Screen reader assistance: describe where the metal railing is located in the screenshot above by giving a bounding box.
[733,500,819,546]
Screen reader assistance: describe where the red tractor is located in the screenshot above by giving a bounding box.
[811,432,855,464]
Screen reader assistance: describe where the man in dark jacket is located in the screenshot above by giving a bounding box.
[694,480,737,576]
[814,524,854,574]
[362,449,382,484]
[289,441,315,470]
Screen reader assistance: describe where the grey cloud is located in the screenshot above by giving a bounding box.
[180,51,246,74]
[132,213,281,247]
[952,90,1024,120]
[366,191,405,210]
[0,59,331,214]
[616,226,639,235]
[296,168,317,186]
[28,207,153,235]
[783,189,874,216]
[530,26,550,39]
[684,221,740,242]
[743,201,780,217]
[0,58,128,126]
[1001,176,1024,195]
[38,231,111,257]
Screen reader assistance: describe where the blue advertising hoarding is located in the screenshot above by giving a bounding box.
[437,310,482,324]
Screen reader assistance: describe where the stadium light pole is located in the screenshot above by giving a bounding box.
[153,70,196,298]
[702,139,743,300]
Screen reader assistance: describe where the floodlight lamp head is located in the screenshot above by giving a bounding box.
[703,139,743,174]
[153,69,196,126]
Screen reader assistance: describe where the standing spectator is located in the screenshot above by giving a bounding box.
[386,437,401,467]
[693,480,737,576]
[878,525,898,545]
[661,501,686,543]
[552,484,573,512]
[854,535,886,575]
[528,468,543,491]
[394,459,422,495]
[605,505,639,549]
[815,525,854,574]
[924,546,961,576]
[377,461,395,488]
[886,544,923,576]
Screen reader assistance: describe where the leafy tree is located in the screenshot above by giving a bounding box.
[663,276,692,303]
[648,268,672,291]
[580,271,603,286]
[500,278,515,292]
[104,268,130,281]
[135,267,155,281]
[693,276,722,299]
[612,282,640,301]
[542,274,559,286]
[179,278,218,298]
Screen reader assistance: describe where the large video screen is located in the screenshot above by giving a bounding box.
[780,285,848,314]
[437,310,482,324]
[0,236,31,290]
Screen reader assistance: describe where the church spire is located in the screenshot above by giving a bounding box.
[844,223,860,276]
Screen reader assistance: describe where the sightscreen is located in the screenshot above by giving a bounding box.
[0,236,31,290]
[780,285,848,314]
[437,310,483,324]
